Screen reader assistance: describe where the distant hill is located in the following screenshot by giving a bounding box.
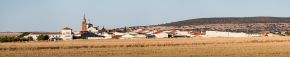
[160,17,290,26]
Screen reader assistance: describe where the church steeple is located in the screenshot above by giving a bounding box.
[81,14,88,34]
[83,14,87,22]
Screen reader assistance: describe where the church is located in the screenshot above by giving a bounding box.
[24,14,111,40]
[78,14,110,39]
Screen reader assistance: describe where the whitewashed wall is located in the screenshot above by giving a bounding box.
[154,32,168,38]
[205,31,250,37]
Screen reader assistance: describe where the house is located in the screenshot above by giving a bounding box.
[205,31,234,37]
[120,33,135,39]
[204,31,262,37]
[25,27,74,40]
[101,33,112,39]
[83,32,112,39]
[26,32,62,40]
[153,31,168,38]
[189,30,206,37]
[134,34,146,38]
[61,27,73,40]
[169,30,191,38]
[113,32,124,35]
[266,33,280,37]
[87,27,99,33]
[248,34,262,37]
[176,31,191,36]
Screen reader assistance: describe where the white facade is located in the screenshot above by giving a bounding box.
[26,33,62,41]
[88,27,98,33]
[25,27,74,41]
[205,31,261,37]
[154,32,168,38]
[113,32,124,35]
[267,33,280,37]
[88,37,110,39]
[86,33,112,39]
[176,31,191,36]
[61,27,73,40]
[101,33,112,39]
[134,34,146,38]
[248,34,262,37]
[120,33,135,39]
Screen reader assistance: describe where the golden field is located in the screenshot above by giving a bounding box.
[1,37,290,57]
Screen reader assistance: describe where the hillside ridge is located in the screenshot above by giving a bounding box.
[160,17,290,26]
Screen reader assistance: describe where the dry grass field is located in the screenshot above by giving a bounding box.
[1,37,290,57]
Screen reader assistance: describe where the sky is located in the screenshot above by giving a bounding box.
[0,0,290,32]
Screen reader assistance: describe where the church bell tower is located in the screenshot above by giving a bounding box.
[80,14,88,34]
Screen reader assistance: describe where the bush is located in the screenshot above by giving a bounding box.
[27,36,34,41]
[0,36,30,42]
[285,32,290,36]
[0,36,13,42]
[80,37,87,39]
[37,35,49,40]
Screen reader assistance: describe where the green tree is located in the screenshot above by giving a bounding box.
[285,32,290,36]
[27,36,34,41]
[80,37,87,39]
[0,36,13,42]
[37,35,49,40]
[124,27,128,32]
[0,36,30,42]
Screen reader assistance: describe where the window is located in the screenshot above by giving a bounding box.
[66,32,70,34]
[65,35,71,37]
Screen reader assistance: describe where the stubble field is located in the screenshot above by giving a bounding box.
[1,37,290,57]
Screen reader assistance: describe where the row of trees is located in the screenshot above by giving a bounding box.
[0,32,50,42]
[0,34,50,42]
[0,32,32,42]
[37,35,49,40]
[0,36,33,42]
[285,32,290,36]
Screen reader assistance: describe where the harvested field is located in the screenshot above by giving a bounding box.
[1,37,290,57]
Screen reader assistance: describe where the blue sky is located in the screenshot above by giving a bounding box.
[0,0,290,32]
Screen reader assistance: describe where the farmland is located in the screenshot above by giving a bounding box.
[1,37,290,57]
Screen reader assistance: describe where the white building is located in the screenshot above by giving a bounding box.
[134,34,146,38]
[25,27,74,40]
[101,33,112,39]
[120,33,135,39]
[87,27,99,33]
[171,30,191,36]
[177,31,191,36]
[26,32,62,40]
[61,27,73,40]
[205,31,261,37]
[153,31,168,38]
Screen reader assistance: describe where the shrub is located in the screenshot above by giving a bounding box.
[0,36,30,42]
[37,35,49,40]
[285,32,290,36]
[80,37,87,39]
[0,36,14,42]
[27,36,34,41]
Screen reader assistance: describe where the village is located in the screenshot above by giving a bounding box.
[18,15,287,41]
[3,0,290,57]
